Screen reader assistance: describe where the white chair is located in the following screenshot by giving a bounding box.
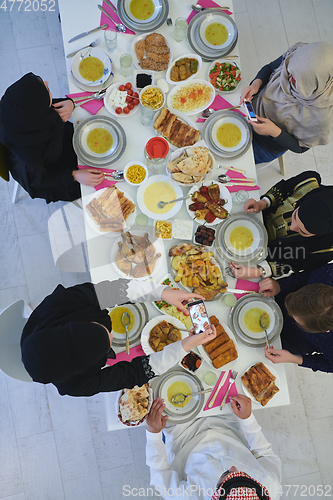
[256,154,286,176]
[0,300,33,382]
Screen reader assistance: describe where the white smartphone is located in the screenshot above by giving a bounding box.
[187,299,211,335]
[244,100,258,122]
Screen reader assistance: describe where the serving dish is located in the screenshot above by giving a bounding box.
[131,32,172,72]
[166,142,216,186]
[208,60,241,94]
[73,116,126,167]
[185,180,232,226]
[115,383,153,427]
[124,162,148,186]
[230,294,283,348]
[153,107,201,151]
[117,0,169,33]
[241,362,280,407]
[152,274,193,330]
[167,79,215,116]
[165,53,202,85]
[141,314,188,355]
[72,47,111,86]
[107,302,149,348]
[103,81,140,118]
[197,318,239,372]
[137,175,183,220]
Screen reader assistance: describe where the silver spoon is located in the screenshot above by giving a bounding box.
[218,174,255,184]
[104,170,124,181]
[259,314,270,348]
[74,90,107,107]
[158,194,191,209]
[171,388,213,404]
[98,4,126,33]
[121,312,131,355]
[66,38,99,58]
[202,105,240,118]
[192,4,230,12]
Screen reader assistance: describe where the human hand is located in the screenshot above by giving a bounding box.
[259,278,280,297]
[264,345,303,365]
[239,79,262,104]
[72,169,105,186]
[53,100,74,122]
[160,289,205,315]
[244,198,267,214]
[229,262,262,280]
[251,116,281,138]
[182,324,216,352]
[230,394,252,419]
[146,397,168,433]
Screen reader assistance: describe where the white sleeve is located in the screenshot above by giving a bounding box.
[261,196,271,208]
[127,280,168,303]
[149,341,187,376]
[259,260,272,278]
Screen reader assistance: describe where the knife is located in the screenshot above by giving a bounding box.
[68,23,108,43]
[208,370,229,409]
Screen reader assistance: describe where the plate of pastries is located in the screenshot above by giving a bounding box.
[132,32,172,72]
[241,362,280,407]
[153,107,201,150]
[116,383,153,426]
[197,315,238,370]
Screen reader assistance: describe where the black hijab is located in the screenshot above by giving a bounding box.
[0,72,64,164]
[297,186,333,235]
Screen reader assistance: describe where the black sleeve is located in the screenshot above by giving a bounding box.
[261,170,321,208]
[301,353,333,373]
[251,55,283,88]
[277,270,312,294]
[272,129,309,154]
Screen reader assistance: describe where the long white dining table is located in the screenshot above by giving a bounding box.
[58,0,290,431]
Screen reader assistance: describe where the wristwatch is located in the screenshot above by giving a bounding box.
[257,265,267,278]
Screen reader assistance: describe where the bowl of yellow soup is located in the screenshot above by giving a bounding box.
[198,14,235,50]
[137,174,183,220]
[211,116,248,152]
[107,302,149,348]
[72,47,111,86]
[124,162,148,186]
[124,0,162,24]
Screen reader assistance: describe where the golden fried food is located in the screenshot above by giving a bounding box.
[145,33,166,46]
[203,316,238,369]
[204,332,229,354]
[145,42,170,54]
[146,52,170,64]
[139,58,169,71]
[149,321,181,352]
[116,231,161,278]
[241,363,279,407]
[212,349,238,369]
[86,187,135,233]
[135,40,146,61]
[154,108,200,149]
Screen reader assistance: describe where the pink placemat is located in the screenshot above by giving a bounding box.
[197,95,245,123]
[225,169,259,193]
[100,1,135,35]
[78,165,117,190]
[204,370,238,410]
[66,92,104,115]
[106,345,146,366]
[187,0,233,24]
[235,279,259,299]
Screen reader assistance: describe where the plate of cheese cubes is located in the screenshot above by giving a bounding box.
[104,81,140,118]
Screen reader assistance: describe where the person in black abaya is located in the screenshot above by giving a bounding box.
[0,73,104,203]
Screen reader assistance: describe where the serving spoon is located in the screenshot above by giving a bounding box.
[259,314,270,348]
[171,388,213,404]
[158,195,191,209]
[121,312,131,355]
[191,4,230,12]
[98,4,126,32]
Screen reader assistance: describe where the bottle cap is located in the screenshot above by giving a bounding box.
[146,137,169,159]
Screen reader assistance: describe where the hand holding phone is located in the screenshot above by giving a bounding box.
[244,100,258,122]
[187,299,212,335]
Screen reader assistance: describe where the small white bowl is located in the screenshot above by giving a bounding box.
[198,14,235,50]
[123,0,162,24]
[179,350,204,374]
[123,161,148,186]
[140,85,165,111]
[165,54,202,85]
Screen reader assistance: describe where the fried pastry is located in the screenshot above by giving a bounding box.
[203,316,238,368]
[135,40,146,61]
[145,33,166,46]
[241,363,279,407]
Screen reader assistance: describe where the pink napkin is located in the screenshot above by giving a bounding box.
[100,1,135,35]
[187,0,233,23]
[204,369,238,410]
[197,95,246,123]
[66,92,104,115]
[235,279,259,299]
[225,169,259,193]
[77,165,117,190]
[106,345,146,366]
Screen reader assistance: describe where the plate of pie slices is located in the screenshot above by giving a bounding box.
[241,362,280,407]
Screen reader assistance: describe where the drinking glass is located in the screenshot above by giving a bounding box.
[173,17,188,42]
[104,29,117,53]
[232,189,249,212]
[140,103,155,126]
[120,53,132,77]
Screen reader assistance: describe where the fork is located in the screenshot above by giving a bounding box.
[220,370,238,410]
[66,38,99,58]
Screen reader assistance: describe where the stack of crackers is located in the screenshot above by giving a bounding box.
[204,315,238,369]
[86,186,135,232]
[241,362,279,407]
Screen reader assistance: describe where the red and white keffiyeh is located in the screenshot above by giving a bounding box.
[211,472,271,500]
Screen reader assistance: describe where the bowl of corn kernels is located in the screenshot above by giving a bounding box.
[124,162,148,186]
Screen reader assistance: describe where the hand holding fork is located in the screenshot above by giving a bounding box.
[220,370,238,410]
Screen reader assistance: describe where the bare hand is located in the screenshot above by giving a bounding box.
[265,345,303,365]
[244,198,268,214]
[230,394,252,419]
[251,116,281,137]
[73,169,105,187]
[229,262,262,280]
[259,278,280,297]
[53,100,74,122]
[182,324,216,352]
[146,397,168,433]
[239,79,262,104]
[160,290,205,316]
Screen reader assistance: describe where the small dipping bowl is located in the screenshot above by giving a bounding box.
[124,161,148,186]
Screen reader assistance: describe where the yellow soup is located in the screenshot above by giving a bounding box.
[244,308,270,333]
[86,128,113,154]
[167,381,192,408]
[229,226,253,250]
[205,22,228,46]
[144,182,176,214]
[130,0,155,20]
[109,306,135,334]
[216,123,242,148]
[79,56,104,82]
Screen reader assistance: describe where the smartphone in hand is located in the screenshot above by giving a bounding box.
[244,100,258,122]
[187,299,211,334]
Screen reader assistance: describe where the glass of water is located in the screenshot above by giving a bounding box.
[104,29,117,53]
[120,53,132,77]
[232,189,249,212]
[173,17,188,42]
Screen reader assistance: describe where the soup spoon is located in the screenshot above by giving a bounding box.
[158,194,191,209]
[218,174,255,184]
[259,314,271,348]
[104,170,124,181]
[121,312,131,355]
[191,4,230,12]
[171,388,213,404]
[98,4,126,33]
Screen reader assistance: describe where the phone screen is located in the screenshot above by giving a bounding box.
[245,100,256,119]
[187,300,211,334]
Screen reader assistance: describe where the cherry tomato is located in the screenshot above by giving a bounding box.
[125,82,132,90]
[133,98,139,106]
[128,102,134,110]
[132,92,139,98]
[127,89,133,96]
[119,85,126,91]
[123,107,130,114]
[126,96,133,103]
[115,107,122,114]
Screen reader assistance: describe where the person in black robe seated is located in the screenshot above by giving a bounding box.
[230,171,333,279]
[0,73,104,203]
[20,279,216,397]
[258,264,333,373]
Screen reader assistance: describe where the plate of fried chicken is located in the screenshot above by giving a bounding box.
[131,32,172,72]
[112,230,164,280]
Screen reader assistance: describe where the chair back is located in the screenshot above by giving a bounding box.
[0,300,33,382]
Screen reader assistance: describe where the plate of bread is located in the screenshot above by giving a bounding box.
[241,362,280,407]
[166,143,216,186]
[197,315,238,370]
[116,383,153,426]
[153,107,201,150]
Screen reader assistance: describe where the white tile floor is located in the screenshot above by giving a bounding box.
[0,1,333,499]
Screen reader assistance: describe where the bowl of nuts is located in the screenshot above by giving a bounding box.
[124,162,148,186]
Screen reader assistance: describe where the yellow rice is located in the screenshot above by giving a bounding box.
[171,82,213,113]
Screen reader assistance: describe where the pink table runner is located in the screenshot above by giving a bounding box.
[77,165,117,190]
[235,279,259,299]
[204,369,238,410]
[187,0,233,24]
[66,92,104,115]
[225,168,259,193]
[106,345,146,366]
[197,94,246,123]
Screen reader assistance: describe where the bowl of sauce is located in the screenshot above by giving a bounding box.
[124,0,162,24]
[72,47,111,86]
[137,174,183,220]
[211,116,247,152]
[198,14,234,50]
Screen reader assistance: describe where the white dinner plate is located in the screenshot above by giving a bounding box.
[130,32,172,73]
[198,13,235,50]
[103,82,140,118]
[167,79,215,116]
[72,47,112,86]
[197,318,238,372]
[241,362,280,407]
[137,175,183,220]
[165,53,202,85]
[84,187,136,237]
[141,314,187,355]
[211,115,248,152]
[123,0,161,24]
[185,180,232,226]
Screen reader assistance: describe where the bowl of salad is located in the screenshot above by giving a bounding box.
[208,60,241,93]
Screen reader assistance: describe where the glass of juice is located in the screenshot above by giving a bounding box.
[120,53,133,77]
